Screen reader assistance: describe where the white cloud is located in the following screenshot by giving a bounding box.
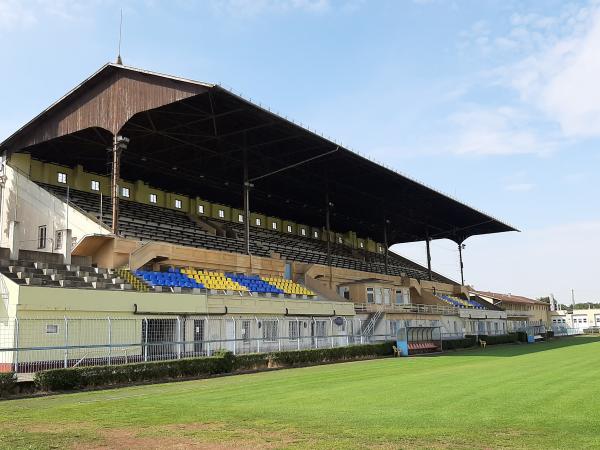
[0,0,89,32]
[498,2,600,138]
[0,0,37,30]
[504,183,534,192]
[448,106,555,156]
[207,0,334,18]
[392,220,600,302]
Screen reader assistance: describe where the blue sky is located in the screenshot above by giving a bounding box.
[1,0,599,302]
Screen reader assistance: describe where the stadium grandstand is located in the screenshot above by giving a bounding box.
[0,62,543,372]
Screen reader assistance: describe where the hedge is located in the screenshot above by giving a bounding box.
[0,372,16,397]
[35,342,394,392]
[35,353,234,391]
[442,337,476,350]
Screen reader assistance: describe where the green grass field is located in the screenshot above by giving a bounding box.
[1,336,599,450]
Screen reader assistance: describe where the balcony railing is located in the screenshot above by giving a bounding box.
[354,303,459,316]
[505,309,534,317]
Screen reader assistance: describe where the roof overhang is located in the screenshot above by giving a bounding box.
[1,63,518,245]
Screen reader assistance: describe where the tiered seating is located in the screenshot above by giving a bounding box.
[262,276,315,296]
[0,258,132,290]
[437,294,485,309]
[118,268,149,292]
[226,273,283,294]
[39,183,453,283]
[135,268,204,289]
[180,269,247,292]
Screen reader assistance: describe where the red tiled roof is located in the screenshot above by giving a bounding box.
[472,290,545,305]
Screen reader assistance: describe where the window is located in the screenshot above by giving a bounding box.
[174,199,182,209]
[90,180,100,191]
[38,226,47,249]
[314,320,326,337]
[301,228,307,236]
[262,320,278,342]
[255,218,262,226]
[54,230,63,250]
[122,187,130,198]
[395,290,404,305]
[383,288,391,305]
[313,231,319,238]
[289,321,299,340]
[46,324,59,334]
[149,193,157,204]
[241,320,251,343]
[366,287,374,303]
[57,172,67,184]
[238,214,244,223]
[338,236,343,244]
[198,204,204,214]
[359,242,364,248]
[287,225,292,233]
[218,209,225,218]
[271,222,278,230]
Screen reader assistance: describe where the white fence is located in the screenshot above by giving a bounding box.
[0,316,397,374]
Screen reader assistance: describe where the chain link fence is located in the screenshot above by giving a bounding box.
[0,316,396,374]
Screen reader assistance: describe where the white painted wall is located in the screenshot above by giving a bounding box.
[0,164,110,255]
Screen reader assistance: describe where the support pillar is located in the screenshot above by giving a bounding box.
[243,147,252,256]
[8,220,19,261]
[111,135,129,235]
[383,219,389,275]
[62,229,72,265]
[325,194,333,288]
[458,242,465,286]
[426,230,432,281]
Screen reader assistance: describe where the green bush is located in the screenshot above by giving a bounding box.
[443,337,476,350]
[233,353,269,371]
[270,341,393,367]
[0,372,16,397]
[515,331,528,342]
[35,354,233,391]
[482,334,518,345]
[34,343,395,392]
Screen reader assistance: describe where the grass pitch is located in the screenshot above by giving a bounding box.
[1,336,599,449]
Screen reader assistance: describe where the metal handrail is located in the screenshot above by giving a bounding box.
[353,303,459,315]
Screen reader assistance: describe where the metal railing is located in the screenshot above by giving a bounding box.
[354,303,459,315]
[0,316,394,374]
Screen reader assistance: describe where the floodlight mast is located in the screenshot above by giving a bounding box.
[242,146,339,259]
[111,135,129,235]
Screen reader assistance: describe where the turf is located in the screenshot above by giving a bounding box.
[1,336,599,449]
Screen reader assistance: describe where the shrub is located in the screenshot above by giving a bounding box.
[270,341,394,367]
[0,372,16,397]
[33,343,395,392]
[515,331,528,342]
[35,354,233,391]
[443,337,476,350]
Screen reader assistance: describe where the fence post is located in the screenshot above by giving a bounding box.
[107,317,112,366]
[277,318,281,352]
[329,318,334,348]
[177,318,182,359]
[344,318,349,346]
[64,316,69,368]
[13,318,19,374]
[296,318,300,351]
[143,317,148,362]
[233,318,237,355]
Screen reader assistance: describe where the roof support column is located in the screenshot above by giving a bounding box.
[458,242,465,286]
[426,230,432,281]
[325,192,333,288]
[383,218,389,276]
[111,135,129,235]
[243,146,253,256]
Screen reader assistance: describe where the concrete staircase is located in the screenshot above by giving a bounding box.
[0,259,133,291]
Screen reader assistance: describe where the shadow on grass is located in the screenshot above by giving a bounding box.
[443,335,600,357]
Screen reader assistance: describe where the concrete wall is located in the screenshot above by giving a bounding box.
[0,163,109,255]
[14,155,387,252]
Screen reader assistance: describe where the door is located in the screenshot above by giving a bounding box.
[225,320,236,352]
[193,319,204,355]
